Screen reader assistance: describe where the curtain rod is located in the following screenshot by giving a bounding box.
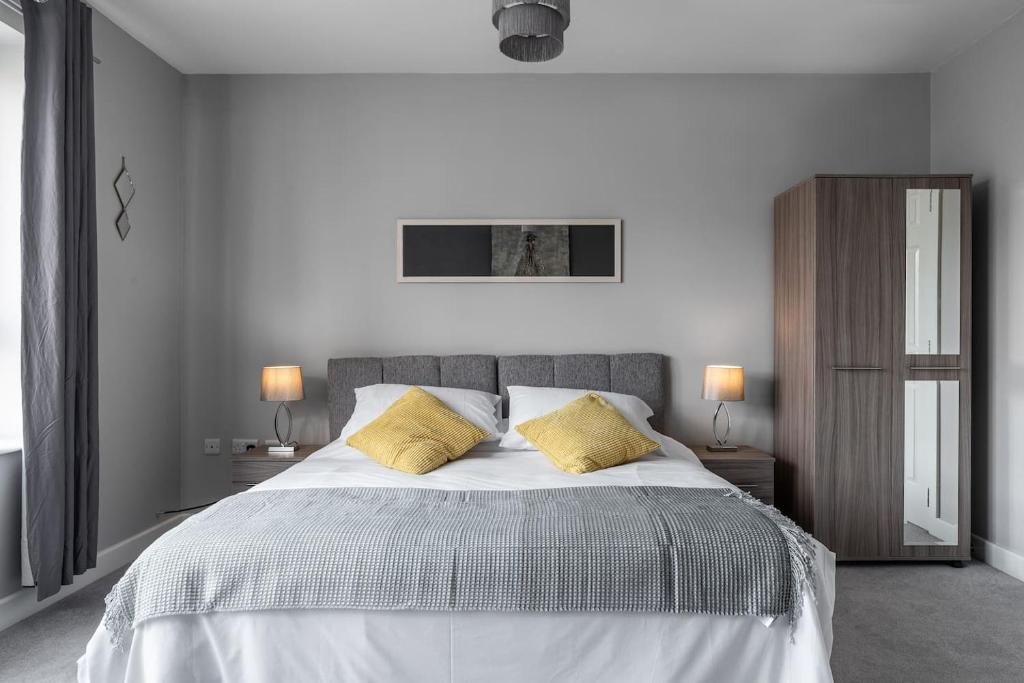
[0,0,102,64]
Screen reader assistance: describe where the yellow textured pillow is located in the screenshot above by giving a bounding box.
[346,386,489,475]
[515,393,660,474]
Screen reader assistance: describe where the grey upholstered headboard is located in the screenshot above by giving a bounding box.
[327,354,666,441]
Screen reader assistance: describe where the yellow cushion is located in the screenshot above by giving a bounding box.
[515,393,660,474]
[346,386,489,475]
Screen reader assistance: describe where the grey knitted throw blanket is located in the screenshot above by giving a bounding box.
[103,486,815,651]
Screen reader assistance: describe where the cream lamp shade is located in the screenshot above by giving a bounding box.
[260,366,304,402]
[261,366,304,452]
[701,365,745,402]
[701,365,744,451]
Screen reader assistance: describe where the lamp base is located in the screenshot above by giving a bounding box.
[268,445,296,455]
[705,444,738,452]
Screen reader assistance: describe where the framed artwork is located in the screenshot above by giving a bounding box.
[397,219,621,283]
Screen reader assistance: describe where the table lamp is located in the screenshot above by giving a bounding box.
[261,366,304,454]
[701,365,744,452]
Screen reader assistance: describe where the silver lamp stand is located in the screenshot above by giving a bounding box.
[270,402,299,454]
[707,401,738,452]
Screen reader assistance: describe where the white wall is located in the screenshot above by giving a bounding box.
[932,10,1024,572]
[180,73,931,506]
[1,13,184,604]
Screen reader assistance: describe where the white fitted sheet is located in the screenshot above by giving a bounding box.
[79,435,835,682]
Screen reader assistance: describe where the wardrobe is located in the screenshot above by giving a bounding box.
[774,175,971,562]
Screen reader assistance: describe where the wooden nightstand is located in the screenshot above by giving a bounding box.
[231,445,323,493]
[690,446,775,505]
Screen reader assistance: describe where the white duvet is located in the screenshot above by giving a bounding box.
[79,435,835,682]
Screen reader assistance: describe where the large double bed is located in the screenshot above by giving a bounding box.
[79,354,835,682]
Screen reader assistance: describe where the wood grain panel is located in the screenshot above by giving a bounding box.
[701,461,775,505]
[231,445,322,486]
[232,460,299,484]
[773,179,818,531]
[773,174,972,561]
[693,446,776,505]
[815,177,899,558]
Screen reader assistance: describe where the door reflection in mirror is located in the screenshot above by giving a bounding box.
[904,380,959,545]
[905,189,960,355]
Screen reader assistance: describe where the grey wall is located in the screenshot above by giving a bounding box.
[932,11,1024,562]
[1,13,185,603]
[0,447,20,599]
[180,73,931,505]
[92,14,184,548]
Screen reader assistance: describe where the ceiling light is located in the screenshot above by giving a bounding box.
[492,0,571,63]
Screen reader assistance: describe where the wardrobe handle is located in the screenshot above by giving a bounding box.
[908,366,962,371]
[831,366,884,371]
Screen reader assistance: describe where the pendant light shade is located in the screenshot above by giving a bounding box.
[492,0,571,63]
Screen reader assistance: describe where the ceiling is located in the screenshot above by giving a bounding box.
[89,0,1024,75]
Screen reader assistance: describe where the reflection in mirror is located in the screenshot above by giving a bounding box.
[905,189,960,354]
[904,380,959,546]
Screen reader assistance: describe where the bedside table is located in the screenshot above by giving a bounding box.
[690,445,775,505]
[231,445,323,493]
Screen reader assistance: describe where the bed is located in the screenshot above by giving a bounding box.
[78,354,835,682]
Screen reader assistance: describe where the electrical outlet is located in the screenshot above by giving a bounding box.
[232,438,259,454]
[204,438,220,455]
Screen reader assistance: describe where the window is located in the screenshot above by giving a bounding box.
[0,20,23,445]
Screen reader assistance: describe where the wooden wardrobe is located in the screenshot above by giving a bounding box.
[774,175,971,562]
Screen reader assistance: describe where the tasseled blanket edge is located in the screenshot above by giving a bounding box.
[724,488,817,642]
[102,578,134,653]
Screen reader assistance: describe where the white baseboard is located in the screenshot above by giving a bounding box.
[973,533,1024,582]
[0,515,184,633]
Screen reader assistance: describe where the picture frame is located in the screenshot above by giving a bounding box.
[396,219,622,283]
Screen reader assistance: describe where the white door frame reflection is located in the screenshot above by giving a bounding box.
[905,189,961,355]
[904,379,959,546]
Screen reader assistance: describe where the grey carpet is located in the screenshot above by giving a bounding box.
[1,562,1022,682]
[832,562,1024,682]
[0,567,125,683]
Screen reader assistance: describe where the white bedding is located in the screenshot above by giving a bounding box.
[79,435,835,682]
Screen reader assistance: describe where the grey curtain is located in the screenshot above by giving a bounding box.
[21,0,99,601]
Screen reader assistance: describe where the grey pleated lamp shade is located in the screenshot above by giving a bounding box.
[492,0,571,63]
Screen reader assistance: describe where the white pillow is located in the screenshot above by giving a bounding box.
[500,385,663,453]
[339,384,503,442]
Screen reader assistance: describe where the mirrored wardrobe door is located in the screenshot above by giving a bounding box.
[897,177,971,558]
[903,379,959,545]
[905,188,961,356]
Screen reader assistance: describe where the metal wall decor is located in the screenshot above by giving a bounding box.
[492,0,570,63]
[113,156,134,241]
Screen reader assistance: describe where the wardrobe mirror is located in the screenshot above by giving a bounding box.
[905,189,961,355]
[903,380,959,546]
